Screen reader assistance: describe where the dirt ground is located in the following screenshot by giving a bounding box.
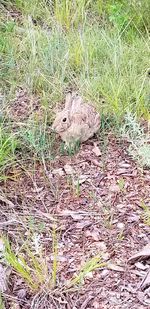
[0,130,150,309]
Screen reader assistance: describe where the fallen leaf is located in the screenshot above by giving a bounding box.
[76,221,91,229]
[95,241,107,251]
[135,262,149,271]
[92,143,102,157]
[87,158,103,167]
[118,162,131,168]
[107,262,125,272]
[85,229,100,241]
[116,222,125,229]
[32,186,43,193]
[64,164,75,175]
[140,268,150,291]
[52,168,64,176]
[129,243,150,264]
[109,184,120,193]
[100,269,109,278]
[61,210,83,220]
[73,175,89,185]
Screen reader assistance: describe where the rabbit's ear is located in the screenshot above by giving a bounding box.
[71,95,82,112]
[65,92,73,109]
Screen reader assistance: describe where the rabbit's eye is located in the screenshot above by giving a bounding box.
[62,118,67,122]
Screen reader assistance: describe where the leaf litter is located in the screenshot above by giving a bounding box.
[0,129,150,308]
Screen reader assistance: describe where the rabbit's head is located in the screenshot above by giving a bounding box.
[51,92,82,133]
[51,109,71,133]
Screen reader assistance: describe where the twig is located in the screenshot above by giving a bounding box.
[80,295,94,309]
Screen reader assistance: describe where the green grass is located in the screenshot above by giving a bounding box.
[3,229,57,291]
[1,0,150,116]
[68,256,106,287]
[2,233,105,293]
[0,2,150,307]
[0,0,149,173]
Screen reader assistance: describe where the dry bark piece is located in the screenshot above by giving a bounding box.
[85,229,100,241]
[61,210,83,220]
[0,264,7,292]
[135,262,149,271]
[52,168,65,176]
[73,174,89,185]
[64,164,75,175]
[92,143,102,157]
[140,268,150,291]
[107,262,125,272]
[129,244,150,264]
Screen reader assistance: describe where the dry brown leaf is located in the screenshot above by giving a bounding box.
[140,268,150,291]
[109,184,120,193]
[52,168,64,176]
[129,244,150,264]
[107,262,125,272]
[64,164,75,175]
[76,221,91,229]
[135,262,149,271]
[85,229,100,241]
[61,210,83,220]
[92,143,102,157]
[118,162,131,168]
[73,175,89,185]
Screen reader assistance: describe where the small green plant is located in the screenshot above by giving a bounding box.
[107,2,129,30]
[121,112,150,167]
[117,230,124,241]
[60,140,81,156]
[20,120,55,159]
[54,0,89,30]
[51,225,58,288]
[117,177,125,192]
[3,227,58,291]
[75,178,80,197]
[141,201,150,226]
[0,128,18,172]
[0,293,4,309]
[68,256,106,287]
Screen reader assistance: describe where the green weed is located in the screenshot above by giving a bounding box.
[120,112,150,167]
[117,177,125,192]
[20,119,55,159]
[0,128,18,172]
[141,201,150,226]
[0,293,4,309]
[68,256,106,287]
[3,227,58,291]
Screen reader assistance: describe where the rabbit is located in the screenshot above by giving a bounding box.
[51,92,100,145]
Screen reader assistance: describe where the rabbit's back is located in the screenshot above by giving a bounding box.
[70,103,100,142]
